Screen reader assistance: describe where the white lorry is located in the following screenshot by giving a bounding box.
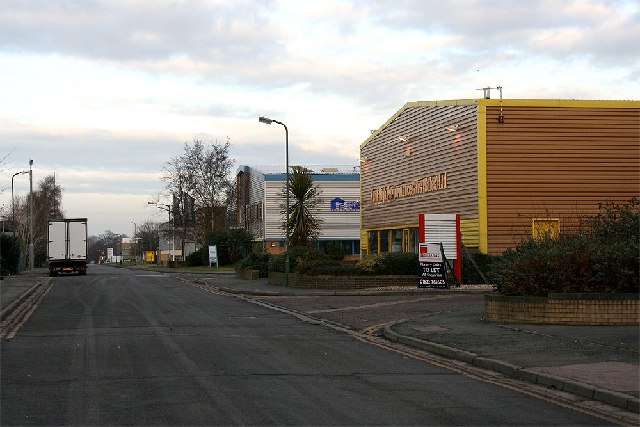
[47,218,88,276]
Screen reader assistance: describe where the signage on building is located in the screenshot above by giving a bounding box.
[418,243,447,288]
[330,197,360,212]
[371,172,447,204]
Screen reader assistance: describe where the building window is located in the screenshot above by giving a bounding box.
[391,229,403,253]
[532,218,560,240]
[379,230,389,254]
[368,231,378,255]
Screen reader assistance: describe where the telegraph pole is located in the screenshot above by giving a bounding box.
[28,159,34,271]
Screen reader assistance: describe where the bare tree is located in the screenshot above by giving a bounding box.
[12,175,63,267]
[135,221,160,252]
[163,138,234,240]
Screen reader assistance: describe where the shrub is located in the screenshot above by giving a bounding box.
[462,248,495,284]
[296,258,360,276]
[185,248,206,266]
[204,229,253,265]
[323,241,346,260]
[490,198,640,296]
[237,251,270,278]
[356,253,419,275]
[0,235,20,275]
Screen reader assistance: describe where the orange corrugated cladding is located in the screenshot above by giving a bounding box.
[485,105,640,255]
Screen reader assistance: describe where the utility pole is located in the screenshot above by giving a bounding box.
[28,159,34,272]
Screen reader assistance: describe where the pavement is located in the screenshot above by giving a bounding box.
[0,264,614,425]
[195,272,494,297]
[387,303,640,412]
[0,269,49,311]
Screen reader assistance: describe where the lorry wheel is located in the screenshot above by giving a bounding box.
[49,271,57,277]
[79,270,87,276]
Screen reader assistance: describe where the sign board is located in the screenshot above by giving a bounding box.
[419,243,443,263]
[208,245,218,268]
[144,251,155,263]
[418,243,447,288]
[419,213,462,283]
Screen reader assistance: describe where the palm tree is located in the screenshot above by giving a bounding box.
[281,166,322,247]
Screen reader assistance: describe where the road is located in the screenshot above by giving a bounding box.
[1,265,611,425]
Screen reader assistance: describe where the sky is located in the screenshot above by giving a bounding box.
[0,0,638,235]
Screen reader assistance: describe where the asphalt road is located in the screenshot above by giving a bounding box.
[1,265,611,425]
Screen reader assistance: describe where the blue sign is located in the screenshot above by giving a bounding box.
[330,197,360,212]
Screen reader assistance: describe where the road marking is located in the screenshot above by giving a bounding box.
[134,274,168,277]
[307,295,453,314]
[2,279,54,340]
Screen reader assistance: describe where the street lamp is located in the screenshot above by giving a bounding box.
[148,202,175,263]
[258,116,290,286]
[131,220,138,263]
[28,159,34,271]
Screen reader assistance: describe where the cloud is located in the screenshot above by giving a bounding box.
[0,0,281,64]
[3,0,635,111]
[367,0,640,65]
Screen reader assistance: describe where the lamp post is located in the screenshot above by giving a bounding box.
[259,116,290,286]
[28,159,34,272]
[131,220,138,263]
[148,202,174,262]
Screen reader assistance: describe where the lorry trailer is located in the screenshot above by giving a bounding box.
[48,218,88,276]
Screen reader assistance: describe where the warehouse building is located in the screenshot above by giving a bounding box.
[236,166,361,255]
[360,99,639,256]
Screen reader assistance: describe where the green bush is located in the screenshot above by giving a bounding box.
[205,229,253,265]
[296,257,360,276]
[462,248,495,284]
[185,248,206,266]
[490,198,640,296]
[237,251,270,278]
[324,241,346,260]
[356,253,419,275]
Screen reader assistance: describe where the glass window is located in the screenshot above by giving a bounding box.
[368,231,378,255]
[391,229,403,253]
[380,230,389,255]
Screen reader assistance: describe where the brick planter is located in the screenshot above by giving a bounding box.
[268,272,416,289]
[485,293,640,325]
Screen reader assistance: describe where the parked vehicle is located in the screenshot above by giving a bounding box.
[48,218,88,276]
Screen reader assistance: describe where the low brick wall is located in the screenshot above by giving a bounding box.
[485,293,640,325]
[237,269,260,280]
[268,272,417,289]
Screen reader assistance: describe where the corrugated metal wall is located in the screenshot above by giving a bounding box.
[264,179,360,240]
[361,104,479,234]
[237,167,266,240]
[485,105,640,254]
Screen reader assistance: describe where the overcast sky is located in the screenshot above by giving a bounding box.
[0,0,638,235]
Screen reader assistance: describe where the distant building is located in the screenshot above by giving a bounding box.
[236,166,361,256]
